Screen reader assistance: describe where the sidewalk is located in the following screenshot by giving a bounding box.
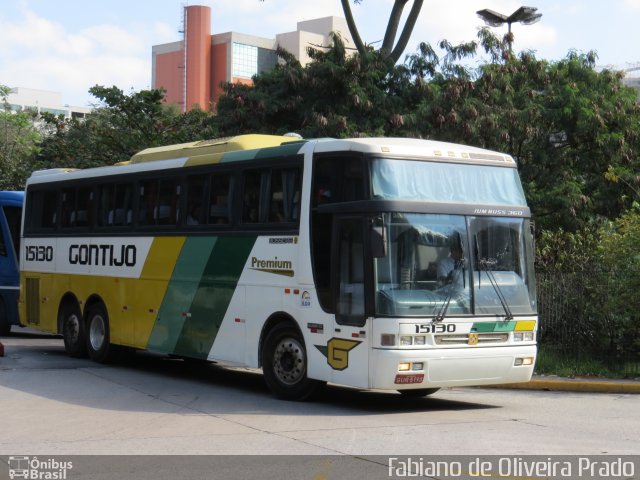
[494,374,640,394]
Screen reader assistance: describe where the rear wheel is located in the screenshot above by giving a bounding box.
[60,302,86,357]
[398,388,440,397]
[85,303,115,363]
[262,323,323,401]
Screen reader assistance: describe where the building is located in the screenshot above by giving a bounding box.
[3,87,91,119]
[152,5,353,112]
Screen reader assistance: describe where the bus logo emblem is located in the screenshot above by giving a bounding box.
[468,333,479,345]
[315,338,361,370]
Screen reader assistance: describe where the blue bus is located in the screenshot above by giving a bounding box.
[0,191,24,335]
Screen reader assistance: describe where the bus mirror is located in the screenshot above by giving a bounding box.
[370,215,387,258]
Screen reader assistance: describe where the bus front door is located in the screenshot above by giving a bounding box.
[327,216,370,388]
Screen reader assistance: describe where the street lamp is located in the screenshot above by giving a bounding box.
[476,6,542,52]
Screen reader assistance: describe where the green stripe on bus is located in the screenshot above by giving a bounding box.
[171,235,257,359]
[254,142,305,159]
[220,149,260,163]
[146,237,218,353]
[472,321,517,333]
[219,143,304,164]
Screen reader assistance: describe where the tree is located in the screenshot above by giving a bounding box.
[216,38,404,138]
[341,0,424,63]
[259,0,424,65]
[36,86,219,172]
[0,85,41,189]
[405,29,640,230]
[218,27,640,231]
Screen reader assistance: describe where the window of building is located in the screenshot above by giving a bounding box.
[232,43,258,79]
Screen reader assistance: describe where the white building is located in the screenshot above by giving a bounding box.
[277,16,354,66]
[4,87,91,119]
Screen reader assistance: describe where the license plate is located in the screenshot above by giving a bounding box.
[394,374,424,384]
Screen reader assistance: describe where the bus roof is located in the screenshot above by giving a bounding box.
[26,135,517,186]
[128,134,306,165]
[0,191,25,204]
[313,137,516,166]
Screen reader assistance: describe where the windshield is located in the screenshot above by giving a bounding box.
[374,213,536,317]
[371,158,527,206]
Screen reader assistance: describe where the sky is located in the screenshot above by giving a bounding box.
[1,0,639,108]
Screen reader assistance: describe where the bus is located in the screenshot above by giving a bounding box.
[19,134,537,400]
[0,191,24,335]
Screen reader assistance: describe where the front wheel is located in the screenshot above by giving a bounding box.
[262,323,323,401]
[398,388,440,397]
[85,303,115,363]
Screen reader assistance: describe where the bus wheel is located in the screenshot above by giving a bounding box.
[398,388,440,397]
[262,323,323,401]
[60,302,86,357]
[0,300,9,336]
[86,303,114,363]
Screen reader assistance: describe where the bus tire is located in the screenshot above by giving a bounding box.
[0,300,10,336]
[60,302,86,357]
[85,303,115,363]
[398,388,440,397]
[261,322,323,401]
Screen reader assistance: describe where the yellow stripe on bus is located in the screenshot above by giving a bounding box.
[515,320,536,331]
[134,237,186,348]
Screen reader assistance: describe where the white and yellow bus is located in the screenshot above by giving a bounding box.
[19,134,537,400]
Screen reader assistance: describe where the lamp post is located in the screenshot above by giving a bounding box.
[476,6,542,52]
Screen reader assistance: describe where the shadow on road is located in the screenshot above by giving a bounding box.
[0,330,500,416]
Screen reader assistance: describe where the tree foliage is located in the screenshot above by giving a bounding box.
[536,209,640,360]
[216,28,640,231]
[0,85,41,189]
[35,85,219,173]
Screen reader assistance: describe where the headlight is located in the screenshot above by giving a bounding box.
[400,335,413,346]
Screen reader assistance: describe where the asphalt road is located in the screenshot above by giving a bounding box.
[1,329,639,479]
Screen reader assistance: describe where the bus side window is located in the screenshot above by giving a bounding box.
[75,187,93,227]
[63,187,93,229]
[27,190,58,231]
[61,188,76,228]
[187,175,206,226]
[157,179,179,225]
[209,173,231,225]
[312,156,363,206]
[99,184,132,227]
[342,157,364,202]
[242,171,262,224]
[138,180,158,226]
[3,205,21,262]
[269,168,301,223]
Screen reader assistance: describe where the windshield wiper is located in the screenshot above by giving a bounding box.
[433,259,466,323]
[474,235,514,321]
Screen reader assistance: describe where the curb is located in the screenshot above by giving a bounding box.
[492,377,640,394]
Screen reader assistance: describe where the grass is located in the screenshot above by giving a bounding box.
[535,347,640,379]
